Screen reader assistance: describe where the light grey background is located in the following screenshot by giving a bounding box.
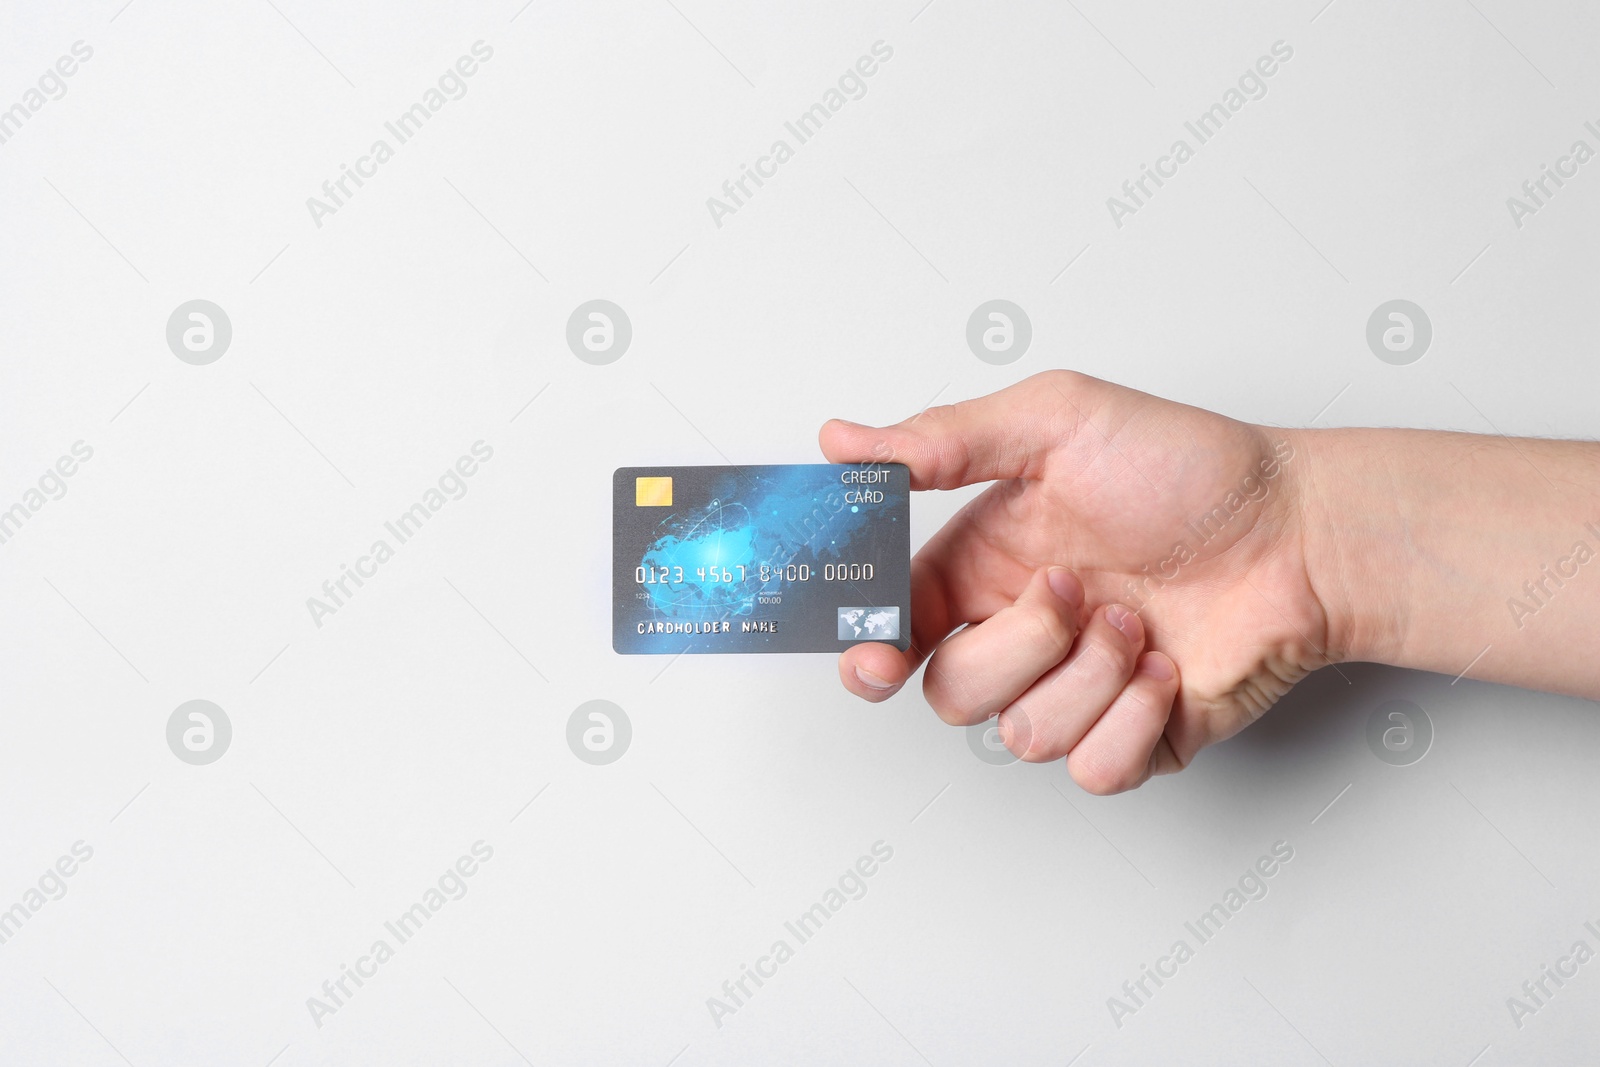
[2,0,1597,1063]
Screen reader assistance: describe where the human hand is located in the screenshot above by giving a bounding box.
[820,370,1329,794]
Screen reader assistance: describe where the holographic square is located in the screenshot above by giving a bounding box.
[838,606,900,641]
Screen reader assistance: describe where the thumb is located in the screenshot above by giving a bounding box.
[819,370,1094,490]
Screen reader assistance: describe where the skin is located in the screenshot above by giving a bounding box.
[821,370,1600,794]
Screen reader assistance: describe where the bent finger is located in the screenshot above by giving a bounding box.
[1065,652,1181,795]
[998,602,1145,761]
[922,566,1085,725]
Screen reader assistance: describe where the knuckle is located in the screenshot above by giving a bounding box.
[1004,704,1069,763]
[1018,603,1076,662]
[1004,705,1045,760]
[922,663,983,725]
[1078,628,1136,684]
[1069,749,1136,795]
[902,409,973,487]
[1038,368,1086,394]
[1119,680,1167,721]
[1021,738,1069,764]
[927,436,974,490]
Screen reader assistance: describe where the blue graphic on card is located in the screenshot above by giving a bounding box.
[638,468,869,621]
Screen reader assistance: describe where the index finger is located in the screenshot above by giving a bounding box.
[819,370,1093,491]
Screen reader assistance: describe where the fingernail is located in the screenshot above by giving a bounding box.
[1106,603,1141,641]
[854,665,894,691]
[1046,566,1082,607]
[995,712,1012,747]
[1138,653,1174,681]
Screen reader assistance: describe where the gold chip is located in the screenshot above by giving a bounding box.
[635,476,672,506]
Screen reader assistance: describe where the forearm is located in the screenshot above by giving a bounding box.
[1288,426,1600,698]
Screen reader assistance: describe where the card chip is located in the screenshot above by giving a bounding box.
[635,476,673,506]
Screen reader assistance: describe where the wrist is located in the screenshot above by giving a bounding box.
[1277,423,1600,695]
[1279,427,1415,669]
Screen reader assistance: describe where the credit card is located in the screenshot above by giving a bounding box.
[613,464,911,654]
